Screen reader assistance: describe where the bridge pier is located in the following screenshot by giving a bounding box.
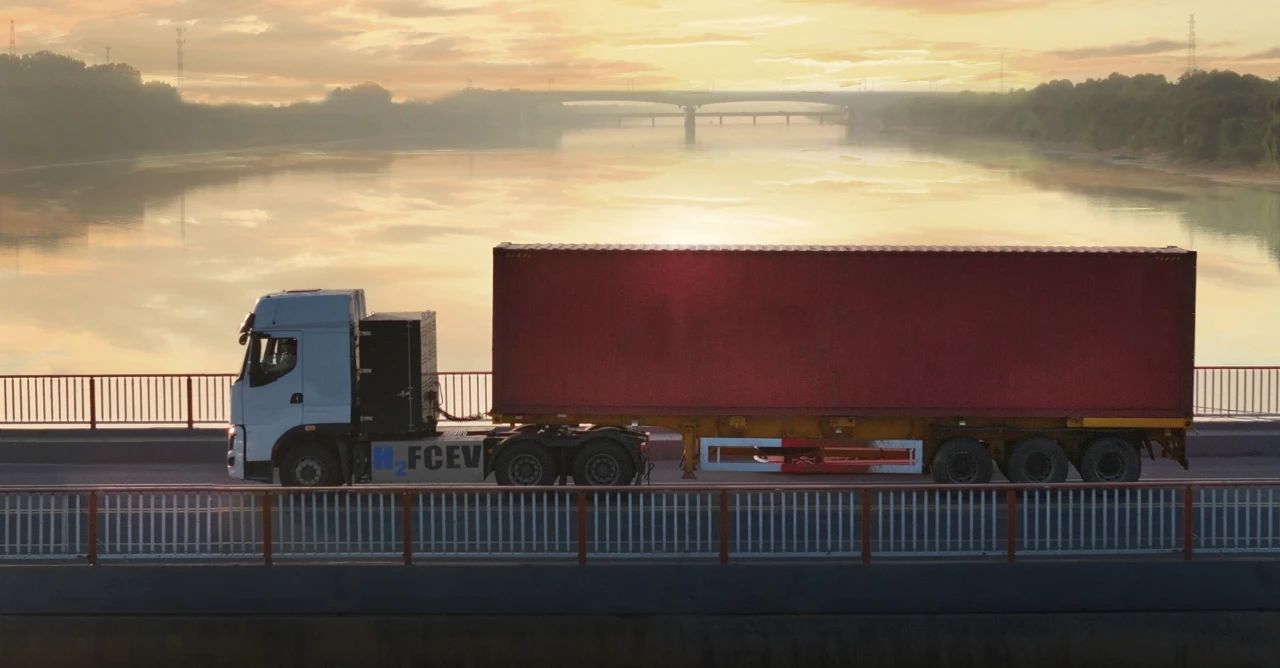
[785,114,790,125]
[752,115,757,125]
[683,105,698,144]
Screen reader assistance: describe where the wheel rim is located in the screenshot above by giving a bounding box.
[508,453,544,485]
[949,452,978,483]
[584,453,621,485]
[1024,452,1053,482]
[1095,451,1126,481]
[292,457,324,486]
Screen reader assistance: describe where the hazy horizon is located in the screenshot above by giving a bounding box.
[5,1,1280,104]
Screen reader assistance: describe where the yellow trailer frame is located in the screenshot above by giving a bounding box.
[493,413,1191,479]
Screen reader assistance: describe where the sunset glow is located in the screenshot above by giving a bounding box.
[6,0,1279,103]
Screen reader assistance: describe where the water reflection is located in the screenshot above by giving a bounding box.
[1,123,1278,373]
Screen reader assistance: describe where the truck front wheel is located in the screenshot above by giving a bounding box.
[493,440,557,486]
[572,440,636,486]
[930,437,993,485]
[279,442,343,487]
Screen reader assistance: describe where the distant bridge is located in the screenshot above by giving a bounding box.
[435,89,934,143]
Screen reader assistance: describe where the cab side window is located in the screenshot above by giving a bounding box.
[249,334,298,387]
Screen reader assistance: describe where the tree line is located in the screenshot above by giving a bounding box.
[0,51,554,166]
[887,71,1280,167]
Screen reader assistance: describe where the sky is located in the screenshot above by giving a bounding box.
[5,0,1280,103]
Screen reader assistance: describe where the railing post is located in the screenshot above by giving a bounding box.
[87,491,98,565]
[262,492,273,566]
[186,376,195,429]
[1006,489,1017,564]
[402,492,414,566]
[1183,485,1195,561]
[861,488,873,564]
[719,490,729,565]
[88,377,97,430]
[576,491,588,565]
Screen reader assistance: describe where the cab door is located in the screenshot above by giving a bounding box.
[240,330,305,467]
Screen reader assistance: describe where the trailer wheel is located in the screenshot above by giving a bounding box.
[1079,437,1141,483]
[279,442,342,487]
[930,437,993,484]
[493,440,557,486]
[572,440,636,486]
[1005,437,1070,484]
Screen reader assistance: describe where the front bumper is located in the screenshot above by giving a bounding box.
[226,426,246,480]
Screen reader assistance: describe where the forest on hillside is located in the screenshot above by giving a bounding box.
[888,71,1280,167]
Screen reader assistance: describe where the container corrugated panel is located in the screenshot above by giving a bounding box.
[492,244,1196,418]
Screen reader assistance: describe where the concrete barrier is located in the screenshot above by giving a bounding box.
[1,562,1279,667]
[4,612,1278,667]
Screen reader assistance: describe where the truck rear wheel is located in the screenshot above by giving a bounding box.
[280,442,342,487]
[1005,437,1070,484]
[493,440,557,486]
[930,437,993,485]
[572,440,636,486]
[1079,437,1141,483]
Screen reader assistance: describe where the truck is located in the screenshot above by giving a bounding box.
[227,243,1196,487]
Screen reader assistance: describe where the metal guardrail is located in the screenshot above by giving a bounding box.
[2,482,1278,564]
[0,371,492,428]
[1194,366,1280,417]
[0,367,1276,428]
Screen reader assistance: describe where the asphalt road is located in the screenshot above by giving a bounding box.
[1,421,1278,487]
[5,456,1280,487]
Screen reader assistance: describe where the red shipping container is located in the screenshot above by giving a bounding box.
[492,244,1196,419]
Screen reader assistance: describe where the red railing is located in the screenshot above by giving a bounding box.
[2,481,1278,564]
[0,367,1276,428]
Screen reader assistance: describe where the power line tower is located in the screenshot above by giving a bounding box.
[1186,14,1198,76]
[104,45,111,64]
[9,20,15,58]
[1000,53,1005,93]
[175,25,186,89]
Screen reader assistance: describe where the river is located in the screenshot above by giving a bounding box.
[1,122,1278,373]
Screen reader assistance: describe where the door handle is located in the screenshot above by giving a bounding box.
[290,393,304,404]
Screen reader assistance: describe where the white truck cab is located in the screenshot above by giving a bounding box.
[227,288,646,487]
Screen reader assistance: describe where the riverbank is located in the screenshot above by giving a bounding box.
[1061,146,1280,193]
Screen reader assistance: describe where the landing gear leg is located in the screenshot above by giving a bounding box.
[681,426,698,479]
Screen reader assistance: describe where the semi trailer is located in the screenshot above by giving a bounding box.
[226,243,1196,487]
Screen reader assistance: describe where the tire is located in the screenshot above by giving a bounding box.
[930,437,993,484]
[1079,437,1142,483]
[1005,437,1070,484]
[279,442,343,487]
[572,440,637,486]
[493,440,557,486]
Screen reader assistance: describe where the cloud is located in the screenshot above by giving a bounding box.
[1047,39,1184,60]
[786,0,1052,13]
[1241,47,1280,60]
[622,33,750,49]
[687,15,813,32]
[221,16,274,35]
[365,1,484,18]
